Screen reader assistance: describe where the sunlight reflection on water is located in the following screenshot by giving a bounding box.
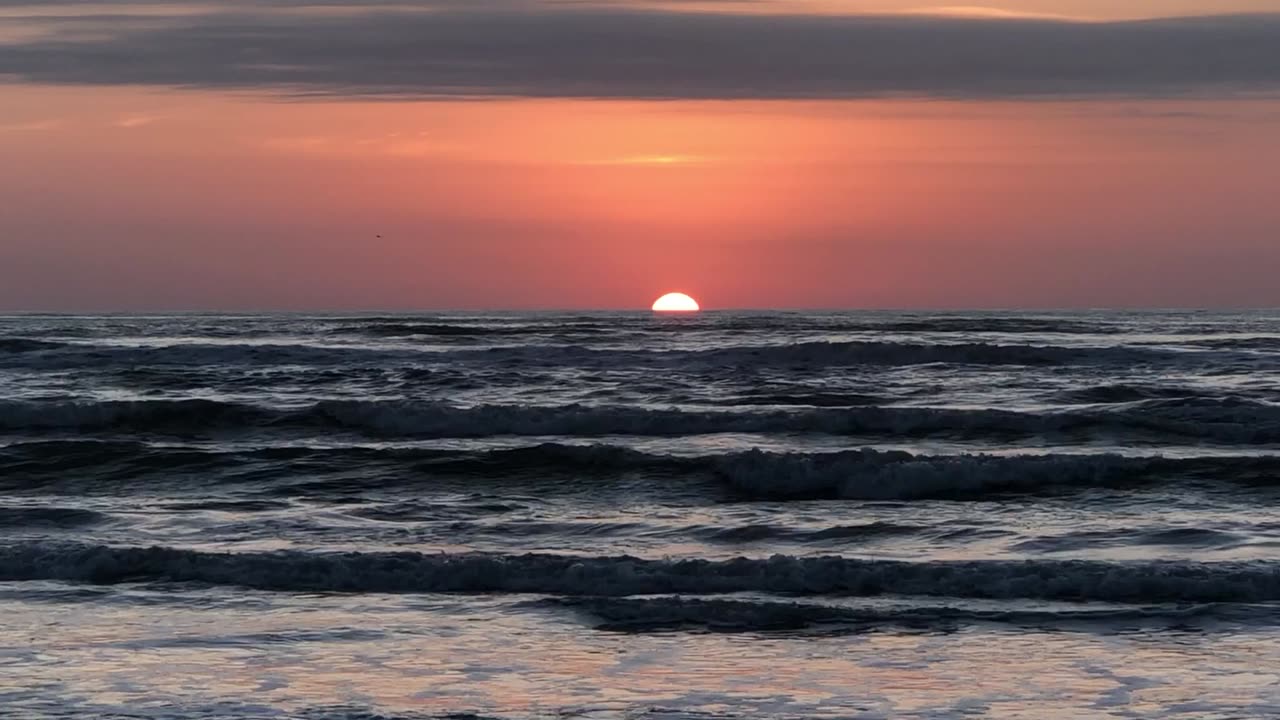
[3,587,1280,718]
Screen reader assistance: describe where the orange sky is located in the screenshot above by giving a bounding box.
[2,2,1279,309]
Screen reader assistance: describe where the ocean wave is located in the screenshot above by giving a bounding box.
[727,391,887,407]
[9,395,1276,445]
[1049,383,1224,404]
[5,435,1278,493]
[0,439,218,469]
[623,316,1127,335]
[0,438,699,494]
[715,448,1280,499]
[161,499,294,513]
[0,324,98,339]
[0,438,679,470]
[0,342,417,369]
[115,628,389,650]
[1177,337,1280,351]
[534,596,1269,633]
[711,449,1161,500]
[657,340,1160,367]
[300,397,1280,444]
[326,322,564,338]
[0,506,108,528]
[861,318,1127,335]
[0,399,273,432]
[0,338,1179,371]
[0,338,69,353]
[1011,527,1246,554]
[5,430,1280,503]
[692,521,926,544]
[320,397,1280,445]
[4,544,1279,603]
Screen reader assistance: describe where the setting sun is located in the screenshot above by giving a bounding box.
[651,292,701,312]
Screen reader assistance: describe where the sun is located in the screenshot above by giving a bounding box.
[652,292,700,312]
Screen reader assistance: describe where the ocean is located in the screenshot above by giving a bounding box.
[2,310,1279,719]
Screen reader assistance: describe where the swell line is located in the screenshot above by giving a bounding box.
[4,544,1278,603]
[4,439,1280,500]
[3,397,1278,445]
[0,338,1189,370]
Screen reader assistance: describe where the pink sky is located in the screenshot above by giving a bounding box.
[2,1,1279,310]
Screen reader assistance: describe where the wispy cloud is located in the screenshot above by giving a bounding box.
[1,6,1278,100]
[113,112,165,128]
[581,154,712,166]
[904,6,1084,20]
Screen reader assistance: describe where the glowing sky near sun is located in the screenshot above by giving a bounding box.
[1,1,1279,309]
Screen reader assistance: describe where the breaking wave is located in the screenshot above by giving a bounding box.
[4,439,1280,500]
[4,544,1280,603]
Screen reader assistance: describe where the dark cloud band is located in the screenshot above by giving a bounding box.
[2,6,1279,99]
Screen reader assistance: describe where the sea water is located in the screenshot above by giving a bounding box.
[2,310,1279,718]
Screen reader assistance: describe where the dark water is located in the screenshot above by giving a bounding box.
[2,311,1279,718]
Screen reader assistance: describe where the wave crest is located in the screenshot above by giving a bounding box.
[713,449,1162,500]
[0,339,1176,370]
[536,596,1261,633]
[0,398,272,431]
[4,544,1278,603]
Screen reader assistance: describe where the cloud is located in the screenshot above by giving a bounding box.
[904,6,1083,20]
[577,153,712,166]
[0,6,1278,100]
[113,113,166,128]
